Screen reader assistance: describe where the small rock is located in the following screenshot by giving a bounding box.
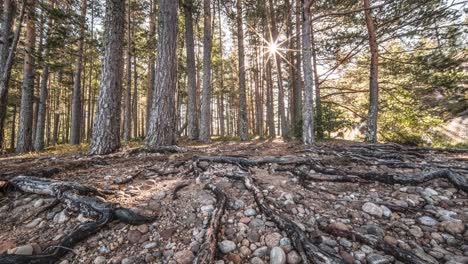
[367,254,390,264]
[33,199,44,208]
[127,230,142,243]
[253,246,269,257]
[143,242,158,249]
[201,205,215,213]
[244,208,257,216]
[339,238,352,248]
[249,219,265,229]
[328,222,350,232]
[287,250,301,264]
[232,199,245,210]
[421,188,438,197]
[53,210,69,224]
[121,257,134,264]
[383,236,398,246]
[218,240,236,254]
[8,245,33,255]
[174,250,194,264]
[93,256,106,264]
[25,218,42,228]
[362,202,383,217]
[409,226,424,238]
[440,220,465,235]
[418,216,438,226]
[251,257,265,264]
[380,205,392,218]
[270,247,286,264]
[265,233,282,248]
[137,224,149,234]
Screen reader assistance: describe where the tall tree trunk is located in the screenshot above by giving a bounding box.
[266,60,275,137]
[146,0,156,135]
[123,0,132,142]
[183,0,198,140]
[0,0,23,150]
[86,0,94,142]
[132,52,138,138]
[34,62,48,151]
[268,0,288,138]
[52,72,61,146]
[254,44,263,137]
[16,0,36,153]
[293,0,303,138]
[310,21,323,139]
[237,0,248,141]
[363,0,379,143]
[89,0,125,155]
[145,0,178,147]
[10,103,16,150]
[70,0,87,144]
[301,0,314,145]
[199,0,212,143]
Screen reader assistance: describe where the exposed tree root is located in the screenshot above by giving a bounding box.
[172,181,191,200]
[127,145,191,156]
[0,176,154,264]
[323,224,429,264]
[194,155,468,192]
[222,170,345,264]
[195,183,227,264]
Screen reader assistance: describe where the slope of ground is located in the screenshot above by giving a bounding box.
[0,140,467,264]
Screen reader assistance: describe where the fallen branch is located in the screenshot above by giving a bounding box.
[194,183,227,264]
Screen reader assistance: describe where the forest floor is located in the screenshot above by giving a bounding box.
[0,139,467,264]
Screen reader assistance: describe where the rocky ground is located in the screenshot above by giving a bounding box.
[0,139,467,264]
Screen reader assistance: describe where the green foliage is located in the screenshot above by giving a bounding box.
[319,102,351,138]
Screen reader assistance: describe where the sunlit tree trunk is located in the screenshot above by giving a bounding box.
[71,0,87,145]
[363,0,379,143]
[145,0,178,147]
[183,0,198,140]
[310,21,323,139]
[301,0,314,145]
[237,0,248,141]
[123,0,132,142]
[16,0,37,153]
[199,0,212,143]
[90,0,125,155]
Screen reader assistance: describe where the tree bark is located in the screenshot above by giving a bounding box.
[301,0,314,145]
[183,0,198,140]
[268,0,289,138]
[293,0,303,138]
[16,0,37,153]
[237,0,248,141]
[146,0,156,135]
[0,0,23,150]
[123,0,132,142]
[89,0,125,155]
[132,49,138,138]
[363,0,379,143]
[70,0,87,145]
[34,63,48,151]
[266,59,275,137]
[199,0,212,143]
[310,21,323,139]
[145,0,178,147]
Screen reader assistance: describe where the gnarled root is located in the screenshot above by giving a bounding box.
[194,183,227,264]
[222,170,345,264]
[0,176,154,264]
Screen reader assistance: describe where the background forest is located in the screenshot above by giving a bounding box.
[0,0,466,155]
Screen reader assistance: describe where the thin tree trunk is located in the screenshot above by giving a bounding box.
[199,0,212,143]
[145,0,156,135]
[123,0,132,142]
[86,0,94,142]
[183,0,198,140]
[34,63,48,151]
[363,0,379,143]
[16,0,36,153]
[266,60,275,137]
[293,0,303,138]
[132,52,138,138]
[237,0,248,141]
[10,103,16,150]
[301,0,314,145]
[0,0,23,150]
[268,0,288,138]
[145,0,178,147]
[89,0,125,155]
[310,21,323,139]
[70,0,87,144]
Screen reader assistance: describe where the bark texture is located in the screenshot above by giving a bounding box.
[363,0,379,143]
[146,0,156,134]
[199,0,212,143]
[89,0,125,155]
[145,0,178,147]
[70,0,87,145]
[237,0,248,141]
[16,0,37,153]
[301,0,314,145]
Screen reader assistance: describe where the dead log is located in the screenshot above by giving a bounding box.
[223,170,345,264]
[194,183,227,264]
[0,176,154,264]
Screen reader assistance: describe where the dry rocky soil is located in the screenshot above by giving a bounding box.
[0,139,467,264]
